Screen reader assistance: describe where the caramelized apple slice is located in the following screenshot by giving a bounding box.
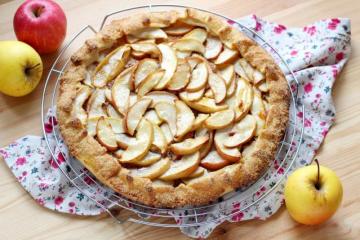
[214,47,238,67]
[191,113,209,130]
[96,117,118,151]
[144,110,163,125]
[183,28,207,43]
[218,64,235,87]
[87,117,100,137]
[131,43,160,58]
[130,157,170,180]
[201,150,229,170]
[159,152,200,180]
[164,23,194,35]
[166,59,191,91]
[175,100,195,138]
[172,39,205,54]
[106,104,121,119]
[134,152,162,167]
[180,95,228,113]
[223,115,256,148]
[116,133,137,149]
[112,81,130,116]
[133,59,158,89]
[251,91,266,136]
[204,109,235,130]
[154,102,177,136]
[182,88,205,101]
[154,44,178,90]
[71,86,92,125]
[234,59,250,81]
[87,89,107,119]
[131,27,167,39]
[208,73,227,103]
[204,36,223,59]
[125,98,152,135]
[214,126,241,162]
[137,69,165,97]
[151,123,167,154]
[145,91,178,108]
[93,45,131,87]
[160,123,174,144]
[120,119,153,163]
[170,135,209,155]
[186,62,208,92]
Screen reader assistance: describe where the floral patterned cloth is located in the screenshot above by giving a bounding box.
[0,16,351,238]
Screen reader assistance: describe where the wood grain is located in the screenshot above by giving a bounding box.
[1,0,360,239]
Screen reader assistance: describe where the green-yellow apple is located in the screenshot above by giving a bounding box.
[0,41,43,97]
[285,159,343,225]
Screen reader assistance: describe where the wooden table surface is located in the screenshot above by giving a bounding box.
[1,0,359,239]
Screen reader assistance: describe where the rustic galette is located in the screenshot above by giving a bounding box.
[57,8,289,208]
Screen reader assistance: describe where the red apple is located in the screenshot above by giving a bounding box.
[13,0,67,54]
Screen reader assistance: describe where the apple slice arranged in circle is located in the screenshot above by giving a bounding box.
[166,59,191,91]
[151,123,167,154]
[172,39,205,54]
[96,117,118,151]
[183,28,207,43]
[154,44,177,90]
[130,157,171,180]
[133,151,162,167]
[175,100,195,139]
[145,91,178,108]
[71,86,92,125]
[137,69,165,97]
[120,119,153,163]
[170,135,209,155]
[201,150,230,171]
[204,109,235,130]
[134,58,159,89]
[208,73,227,103]
[131,27,168,39]
[154,102,177,136]
[204,36,223,59]
[125,98,152,135]
[164,22,194,35]
[223,114,257,148]
[186,61,208,92]
[214,126,241,162]
[159,151,200,180]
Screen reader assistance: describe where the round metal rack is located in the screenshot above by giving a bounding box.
[41,5,305,228]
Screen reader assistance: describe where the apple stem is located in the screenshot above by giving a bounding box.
[314,159,321,190]
[25,63,40,76]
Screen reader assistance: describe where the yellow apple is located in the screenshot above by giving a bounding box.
[0,41,43,97]
[284,159,343,225]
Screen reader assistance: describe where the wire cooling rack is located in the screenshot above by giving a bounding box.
[41,5,305,228]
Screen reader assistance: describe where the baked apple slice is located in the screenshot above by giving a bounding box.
[201,150,229,170]
[107,117,125,134]
[164,22,194,35]
[182,88,205,101]
[186,61,208,92]
[204,89,214,98]
[120,119,153,163]
[130,157,171,180]
[258,81,269,92]
[166,59,191,91]
[214,127,241,162]
[154,102,177,136]
[96,117,118,151]
[134,151,162,167]
[204,109,235,130]
[234,59,250,82]
[172,39,205,54]
[175,50,192,59]
[151,123,167,154]
[144,110,163,125]
[185,166,205,178]
[87,89,107,119]
[93,45,131,87]
[154,44,178,90]
[208,73,227,103]
[131,42,160,58]
[160,123,174,145]
[106,104,122,119]
[115,133,137,149]
[195,128,213,159]
[253,69,265,85]
[125,98,152,135]
[71,86,92,125]
[170,135,209,155]
[237,59,255,82]
[159,152,200,180]
[133,58,158,89]
[175,100,195,139]
[204,36,223,59]
[131,27,168,39]
[112,81,130,116]
[226,75,237,97]
[218,64,235,87]
[145,91,178,108]
[183,28,207,43]
[251,91,266,136]
[191,113,209,130]
[113,64,137,91]
[214,46,238,67]
[223,114,257,148]
[87,117,100,137]
[137,69,165,97]
[180,95,228,113]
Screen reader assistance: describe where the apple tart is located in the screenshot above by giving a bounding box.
[57,8,289,208]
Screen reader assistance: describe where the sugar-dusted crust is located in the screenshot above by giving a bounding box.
[57,8,289,208]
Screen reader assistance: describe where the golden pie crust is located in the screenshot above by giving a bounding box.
[57,8,290,208]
